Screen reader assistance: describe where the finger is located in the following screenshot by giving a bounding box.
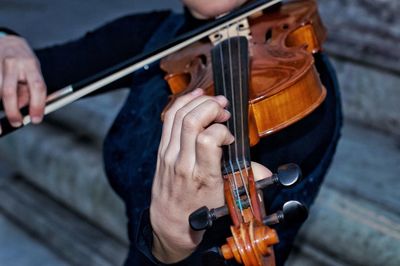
[251,161,272,181]
[159,88,203,155]
[2,58,22,127]
[0,62,3,97]
[17,84,30,108]
[194,123,234,182]
[165,96,229,173]
[161,93,226,158]
[155,89,205,193]
[25,61,46,123]
[176,97,230,161]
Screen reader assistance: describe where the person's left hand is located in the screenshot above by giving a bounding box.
[149,88,272,263]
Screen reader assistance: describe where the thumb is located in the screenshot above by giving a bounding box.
[251,161,272,182]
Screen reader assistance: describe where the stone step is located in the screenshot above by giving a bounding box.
[0,161,68,266]
[46,89,129,148]
[288,185,400,266]
[0,120,127,242]
[0,173,127,266]
[287,243,348,266]
[0,214,68,266]
[324,121,400,214]
[318,0,400,136]
[287,122,400,266]
[331,58,400,137]
[319,0,400,74]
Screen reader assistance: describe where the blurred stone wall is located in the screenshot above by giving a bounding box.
[319,0,400,136]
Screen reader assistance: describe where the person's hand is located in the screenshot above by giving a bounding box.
[150,89,231,263]
[149,89,272,263]
[183,0,248,19]
[0,35,46,133]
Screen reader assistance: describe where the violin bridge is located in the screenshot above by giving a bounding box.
[209,18,251,46]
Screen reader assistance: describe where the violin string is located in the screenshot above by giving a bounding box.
[236,33,254,215]
[228,28,253,218]
[219,32,243,215]
[226,29,245,217]
[229,37,252,217]
[238,29,249,173]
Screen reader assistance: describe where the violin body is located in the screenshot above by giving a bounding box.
[161,0,326,265]
[161,0,326,146]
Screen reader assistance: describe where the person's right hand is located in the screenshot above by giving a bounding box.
[0,35,46,133]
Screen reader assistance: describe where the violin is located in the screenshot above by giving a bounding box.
[0,0,283,137]
[0,0,325,265]
[161,0,326,265]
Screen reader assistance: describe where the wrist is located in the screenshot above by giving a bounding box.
[152,231,195,263]
[150,206,203,263]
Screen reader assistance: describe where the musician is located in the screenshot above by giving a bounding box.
[0,0,342,265]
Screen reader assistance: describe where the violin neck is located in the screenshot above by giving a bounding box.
[212,36,251,175]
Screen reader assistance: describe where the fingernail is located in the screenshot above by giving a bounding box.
[224,110,231,119]
[11,121,22,127]
[215,95,228,105]
[31,116,43,124]
[191,88,203,96]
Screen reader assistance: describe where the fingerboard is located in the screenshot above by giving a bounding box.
[211,36,251,175]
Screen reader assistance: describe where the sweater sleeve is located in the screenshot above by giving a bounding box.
[134,208,223,266]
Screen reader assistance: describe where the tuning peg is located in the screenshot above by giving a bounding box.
[189,198,253,231]
[256,163,302,190]
[263,200,308,226]
[276,163,302,187]
[201,247,226,265]
[189,163,302,231]
[189,205,228,231]
[189,206,215,231]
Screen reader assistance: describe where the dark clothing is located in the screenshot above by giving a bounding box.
[36,11,171,95]
[34,11,342,266]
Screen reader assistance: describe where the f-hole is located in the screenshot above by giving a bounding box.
[198,54,207,67]
[265,28,273,43]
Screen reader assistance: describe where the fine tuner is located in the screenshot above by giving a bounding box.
[189,163,305,231]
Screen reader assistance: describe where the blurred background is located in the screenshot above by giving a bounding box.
[0,0,399,265]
